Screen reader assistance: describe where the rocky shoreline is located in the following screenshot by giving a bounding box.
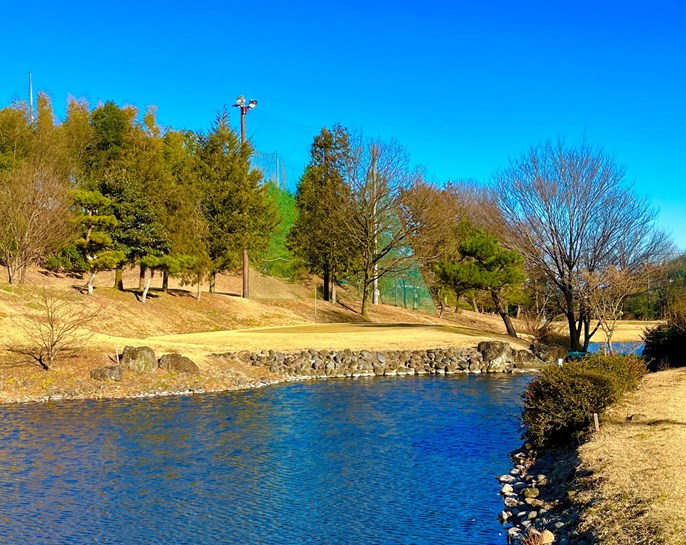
[498,445,595,545]
[214,340,564,379]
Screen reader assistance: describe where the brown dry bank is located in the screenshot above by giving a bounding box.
[577,368,686,545]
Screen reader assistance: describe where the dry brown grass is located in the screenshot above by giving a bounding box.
[0,266,532,403]
[0,266,653,405]
[577,368,686,545]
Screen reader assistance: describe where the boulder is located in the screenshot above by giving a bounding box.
[478,341,513,371]
[530,342,566,364]
[121,346,157,373]
[158,353,201,374]
[90,365,123,382]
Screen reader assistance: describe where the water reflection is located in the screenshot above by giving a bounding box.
[0,374,529,544]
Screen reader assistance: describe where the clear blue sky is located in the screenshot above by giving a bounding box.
[2,0,685,249]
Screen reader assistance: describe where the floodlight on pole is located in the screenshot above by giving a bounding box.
[233,95,257,144]
[232,93,258,299]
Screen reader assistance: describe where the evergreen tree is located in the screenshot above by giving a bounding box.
[437,230,526,337]
[197,111,277,294]
[287,125,357,302]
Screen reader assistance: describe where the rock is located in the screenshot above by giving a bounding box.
[530,342,566,364]
[523,486,540,499]
[501,483,514,494]
[158,353,200,374]
[536,474,549,486]
[540,529,556,544]
[477,341,513,371]
[504,497,519,508]
[90,365,123,382]
[121,346,157,373]
[499,474,516,483]
[524,498,544,508]
[498,510,510,522]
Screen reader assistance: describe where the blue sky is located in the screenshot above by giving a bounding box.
[2,0,685,249]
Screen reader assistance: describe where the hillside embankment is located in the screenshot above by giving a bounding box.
[0,267,657,404]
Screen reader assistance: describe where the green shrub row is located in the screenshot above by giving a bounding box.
[522,354,647,450]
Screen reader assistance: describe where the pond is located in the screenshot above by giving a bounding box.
[0,374,530,544]
[587,341,645,355]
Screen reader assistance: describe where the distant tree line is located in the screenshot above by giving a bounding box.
[0,94,678,352]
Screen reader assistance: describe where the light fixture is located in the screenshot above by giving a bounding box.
[248,99,258,109]
[235,95,246,107]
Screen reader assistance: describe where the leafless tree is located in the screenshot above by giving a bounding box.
[0,158,73,283]
[583,266,652,354]
[400,180,461,316]
[342,136,422,316]
[7,288,100,370]
[496,140,672,351]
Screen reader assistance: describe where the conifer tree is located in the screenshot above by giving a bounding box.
[437,229,525,337]
[197,111,276,294]
[287,125,357,302]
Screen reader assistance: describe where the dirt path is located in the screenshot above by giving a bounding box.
[578,368,686,545]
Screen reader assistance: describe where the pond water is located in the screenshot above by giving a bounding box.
[0,374,530,544]
[587,341,645,355]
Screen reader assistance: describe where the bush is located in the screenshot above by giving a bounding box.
[522,355,647,450]
[523,366,615,449]
[580,354,647,396]
[643,324,686,370]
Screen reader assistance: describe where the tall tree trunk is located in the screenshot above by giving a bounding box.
[196,274,202,300]
[209,271,216,294]
[114,267,124,290]
[242,248,249,299]
[162,271,169,293]
[142,270,154,303]
[566,311,581,352]
[87,271,97,295]
[331,264,337,305]
[361,271,371,316]
[322,265,330,302]
[138,263,147,291]
[471,293,479,313]
[491,291,518,338]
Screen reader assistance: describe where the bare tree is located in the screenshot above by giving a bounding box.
[400,180,462,316]
[343,136,422,316]
[0,159,73,284]
[583,266,651,354]
[496,140,672,351]
[8,288,100,370]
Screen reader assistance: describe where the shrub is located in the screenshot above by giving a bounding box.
[643,324,686,370]
[580,354,647,396]
[522,355,647,449]
[522,365,616,449]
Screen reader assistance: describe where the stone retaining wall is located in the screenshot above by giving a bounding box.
[215,341,557,379]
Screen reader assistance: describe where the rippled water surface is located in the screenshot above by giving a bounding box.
[0,375,530,544]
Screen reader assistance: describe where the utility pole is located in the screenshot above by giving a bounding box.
[28,72,34,123]
[233,95,258,299]
[371,144,380,305]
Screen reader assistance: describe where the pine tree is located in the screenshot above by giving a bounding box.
[437,230,526,337]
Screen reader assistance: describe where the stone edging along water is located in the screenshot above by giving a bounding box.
[212,340,563,379]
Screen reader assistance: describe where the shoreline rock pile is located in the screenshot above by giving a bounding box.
[499,447,594,545]
[216,341,561,379]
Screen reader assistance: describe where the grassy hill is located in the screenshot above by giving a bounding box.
[0,266,656,404]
